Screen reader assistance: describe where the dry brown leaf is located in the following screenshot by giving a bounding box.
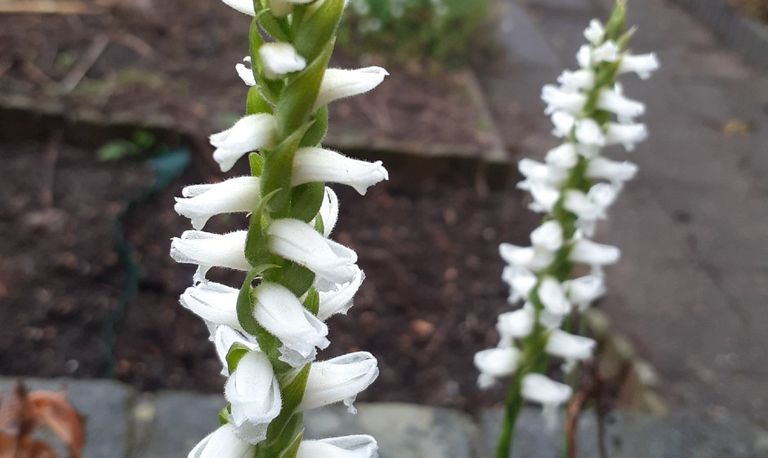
[0,382,85,458]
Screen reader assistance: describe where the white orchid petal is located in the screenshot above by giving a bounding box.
[293,147,389,195]
[598,89,645,119]
[175,176,260,230]
[575,119,606,147]
[268,219,358,284]
[570,239,621,266]
[317,186,340,238]
[619,53,660,79]
[180,282,241,331]
[170,231,249,282]
[541,85,587,115]
[259,43,306,80]
[545,143,579,168]
[474,347,520,389]
[538,277,571,316]
[221,0,255,15]
[546,329,596,361]
[297,435,378,458]
[315,67,389,110]
[299,352,379,413]
[565,275,606,310]
[497,308,534,341]
[530,221,563,251]
[254,282,330,367]
[317,267,365,321]
[188,424,254,458]
[587,157,637,183]
[224,351,282,445]
[212,325,260,376]
[211,114,276,172]
[235,56,256,86]
[605,122,648,151]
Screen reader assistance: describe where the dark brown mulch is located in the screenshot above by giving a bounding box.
[0,1,491,154]
[0,135,536,411]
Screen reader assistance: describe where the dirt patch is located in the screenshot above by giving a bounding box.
[0,1,493,156]
[0,137,153,379]
[0,133,535,411]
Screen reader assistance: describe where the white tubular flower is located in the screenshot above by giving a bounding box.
[565,275,606,311]
[557,69,595,92]
[583,19,604,44]
[293,147,389,195]
[316,267,365,321]
[527,182,560,213]
[619,53,660,79]
[224,351,282,444]
[299,352,379,413]
[538,277,571,316]
[259,42,307,80]
[521,374,573,428]
[188,423,254,458]
[474,347,520,389]
[597,88,645,119]
[268,218,359,284]
[541,85,587,115]
[550,111,576,138]
[211,114,277,172]
[530,221,564,252]
[297,435,378,458]
[314,67,389,110]
[564,183,619,233]
[499,244,553,272]
[316,186,340,238]
[212,325,260,376]
[175,176,260,230]
[221,0,256,15]
[235,57,255,86]
[591,41,621,63]
[253,282,330,367]
[519,159,567,188]
[569,239,621,266]
[501,266,536,303]
[180,282,241,331]
[497,309,534,344]
[605,122,648,151]
[586,157,637,183]
[523,302,563,330]
[545,143,579,169]
[170,231,249,282]
[546,329,596,362]
[575,119,606,147]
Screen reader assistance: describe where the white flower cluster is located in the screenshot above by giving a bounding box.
[475,18,658,425]
[171,1,390,456]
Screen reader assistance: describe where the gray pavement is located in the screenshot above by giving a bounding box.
[478,0,768,428]
[3,378,766,457]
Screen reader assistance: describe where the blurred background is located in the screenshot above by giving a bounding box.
[0,0,766,439]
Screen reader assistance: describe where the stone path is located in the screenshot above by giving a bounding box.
[478,0,768,430]
[2,378,766,457]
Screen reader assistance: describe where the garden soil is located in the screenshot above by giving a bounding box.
[0,138,536,411]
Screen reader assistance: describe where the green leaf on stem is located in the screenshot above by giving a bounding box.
[261,124,312,216]
[290,182,325,222]
[301,107,328,146]
[263,262,315,298]
[249,152,265,176]
[292,0,345,61]
[275,41,333,139]
[303,287,320,315]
